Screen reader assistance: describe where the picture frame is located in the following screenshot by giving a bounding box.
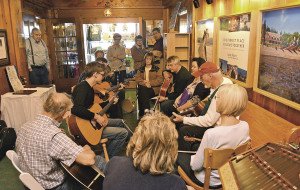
[254,7,300,111]
[217,12,258,88]
[194,18,214,62]
[0,29,10,66]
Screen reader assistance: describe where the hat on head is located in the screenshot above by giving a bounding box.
[199,62,219,76]
[113,33,122,39]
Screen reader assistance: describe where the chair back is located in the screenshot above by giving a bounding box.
[6,150,44,190]
[202,140,251,189]
[6,150,22,173]
[203,148,234,170]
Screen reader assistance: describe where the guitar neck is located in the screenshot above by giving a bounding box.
[98,91,120,116]
[98,101,114,116]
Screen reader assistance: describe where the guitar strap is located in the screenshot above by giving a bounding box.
[200,86,221,116]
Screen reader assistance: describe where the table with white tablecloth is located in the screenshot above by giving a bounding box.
[0,86,56,132]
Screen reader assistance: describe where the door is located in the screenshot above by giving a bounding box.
[47,18,83,93]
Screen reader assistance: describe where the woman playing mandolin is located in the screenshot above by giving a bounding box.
[136,52,163,117]
[173,58,210,113]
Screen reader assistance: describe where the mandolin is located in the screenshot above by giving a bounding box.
[68,92,119,146]
[170,96,203,121]
[61,162,104,190]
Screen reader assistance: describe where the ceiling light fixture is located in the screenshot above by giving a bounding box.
[104,1,112,17]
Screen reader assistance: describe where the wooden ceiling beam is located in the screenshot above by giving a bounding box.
[23,0,53,9]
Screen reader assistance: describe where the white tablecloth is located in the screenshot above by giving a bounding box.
[1,86,56,132]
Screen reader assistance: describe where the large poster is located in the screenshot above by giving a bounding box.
[218,13,251,83]
[257,7,300,107]
[195,19,214,61]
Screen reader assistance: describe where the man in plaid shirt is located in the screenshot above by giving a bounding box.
[16,92,106,190]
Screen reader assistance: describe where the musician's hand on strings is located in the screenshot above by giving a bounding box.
[83,144,92,151]
[176,106,183,112]
[79,145,96,165]
[119,83,125,90]
[184,136,202,142]
[172,112,184,122]
[145,81,151,88]
[107,94,119,104]
[95,114,108,127]
[113,97,119,104]
[158,96,167,102]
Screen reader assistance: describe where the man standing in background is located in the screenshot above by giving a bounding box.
[107,33,126,85]
[25,28,50,85]
[131,35,148,72]
[152,28,164,65]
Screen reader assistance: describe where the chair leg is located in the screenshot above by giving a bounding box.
[100,138,109,162]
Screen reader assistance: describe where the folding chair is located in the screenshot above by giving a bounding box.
[6,150,44,190]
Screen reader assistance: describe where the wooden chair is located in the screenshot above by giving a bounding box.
[6,150,44,190]
[178,141,251,190]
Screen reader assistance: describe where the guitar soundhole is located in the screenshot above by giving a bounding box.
[75,135,80,140]
[90,120,101,130]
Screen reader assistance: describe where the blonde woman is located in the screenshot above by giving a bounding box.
[103,112,187,190]
[177,84,250,188]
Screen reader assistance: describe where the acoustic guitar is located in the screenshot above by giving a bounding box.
[152,71,173,111]
[94,80,128,104]
[68,92,119,146]
[61,162,104,190]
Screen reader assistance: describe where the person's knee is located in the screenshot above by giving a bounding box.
[120,129,128,140]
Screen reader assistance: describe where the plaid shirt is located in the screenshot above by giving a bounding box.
[16,114,83,189]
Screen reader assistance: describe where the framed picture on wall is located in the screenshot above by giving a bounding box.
[254,7,300,110]
[218,13,256,87]
[0,29,10,66]
[195,19,214,62]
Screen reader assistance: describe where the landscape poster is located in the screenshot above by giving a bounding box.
[259,7,300,105]
[218,13,251,83]
[195,19,214,62]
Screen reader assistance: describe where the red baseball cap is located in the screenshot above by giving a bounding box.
[199,62,220,76]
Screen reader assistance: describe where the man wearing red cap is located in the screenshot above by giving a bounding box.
[172,62,232,151]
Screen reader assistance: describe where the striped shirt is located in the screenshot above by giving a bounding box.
[16,114,83,189]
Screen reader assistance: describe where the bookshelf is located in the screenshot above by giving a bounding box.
[163,33,190,70]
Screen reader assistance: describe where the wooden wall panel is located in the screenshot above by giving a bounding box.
[0,0,11,98]
[56,8,164,20]
[0,0,24,104]
[194,0,300,125]
[52,0,162,8]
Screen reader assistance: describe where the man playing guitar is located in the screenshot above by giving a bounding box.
[71,62,129,158]
[16,92,106,190]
